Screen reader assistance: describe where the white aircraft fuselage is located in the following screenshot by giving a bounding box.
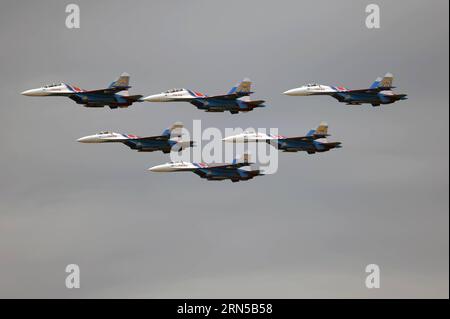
[77,132,132,143]
[21,83,75,96]
[149,162,198,172]
[222,131,275,143]
[142,88,204,102]
[283,84,339,96]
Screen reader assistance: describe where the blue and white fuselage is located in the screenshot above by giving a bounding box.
[149,153,263,182]
[283,73,407,107]
[223,122,342,154]
[142,79,266,114]
[77,123,193,153]
[21,73,142,109]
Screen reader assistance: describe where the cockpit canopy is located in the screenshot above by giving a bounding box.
[164,88,184,93]
[306,83,319,87]
[99,131,112,135]
[44,83,64,88]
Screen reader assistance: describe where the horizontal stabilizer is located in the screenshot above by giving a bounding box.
[248,169,264,177]
[245,99,265,106]
[123,94,143,101]
[325,142,342,148]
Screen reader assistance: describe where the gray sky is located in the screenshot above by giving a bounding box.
[0,0,448,298]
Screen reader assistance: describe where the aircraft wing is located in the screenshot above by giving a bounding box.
[204,162,251,169]
[282,135,324,141]
[204,93,240,100]
[84,86,131,95]
[342,87,395,94]
[206,92,253,100]
[132,135,170,141]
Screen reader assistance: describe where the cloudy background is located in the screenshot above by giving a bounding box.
[0,0,448,298]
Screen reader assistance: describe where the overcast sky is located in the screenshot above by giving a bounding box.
[0,0,448,298]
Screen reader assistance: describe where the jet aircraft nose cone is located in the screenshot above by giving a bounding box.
[20,89,47,96]
[283,88,303,96]
[77,136,97,143]
[222,136,235,143]
[142,93,165,102]
[21,89,40,96]
[77,136,90,143]
[148,164,172,172]
[148,165,160,172]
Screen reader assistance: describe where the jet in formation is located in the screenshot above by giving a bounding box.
[142,78,266,114]
[21,73,142,109]
[77,122,194,153]
[283,73,407,107]
[223,122,341,154]
[149,153,263,182]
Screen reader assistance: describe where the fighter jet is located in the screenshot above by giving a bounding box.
[21,73,142,109]
[283,73,407,107]
[77,122,194,153]
[142,78,266,114]
[148,153,263,182]
[223,122,342,154]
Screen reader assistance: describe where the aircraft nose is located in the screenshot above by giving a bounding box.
[148,165,163,172]
[77,136,89,143]
[21,88,44,96]
[222,136,235,143]
[142,93,165,102]
[77,136,96,143]
[283,88,302,96]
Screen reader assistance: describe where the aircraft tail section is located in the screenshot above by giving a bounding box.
[369,73,394,89]
[245,99,265,107]
[315,137,329,144]
[324,141,342,149]
[379,73,394,88]
[237,96,265,108]
[306,129,316,137]
[162,122,184,137]
[369,77,383,89]
[228,78,252,95]
[312,122,329,137]
[109,72,131,89]
[248,169,264,177]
